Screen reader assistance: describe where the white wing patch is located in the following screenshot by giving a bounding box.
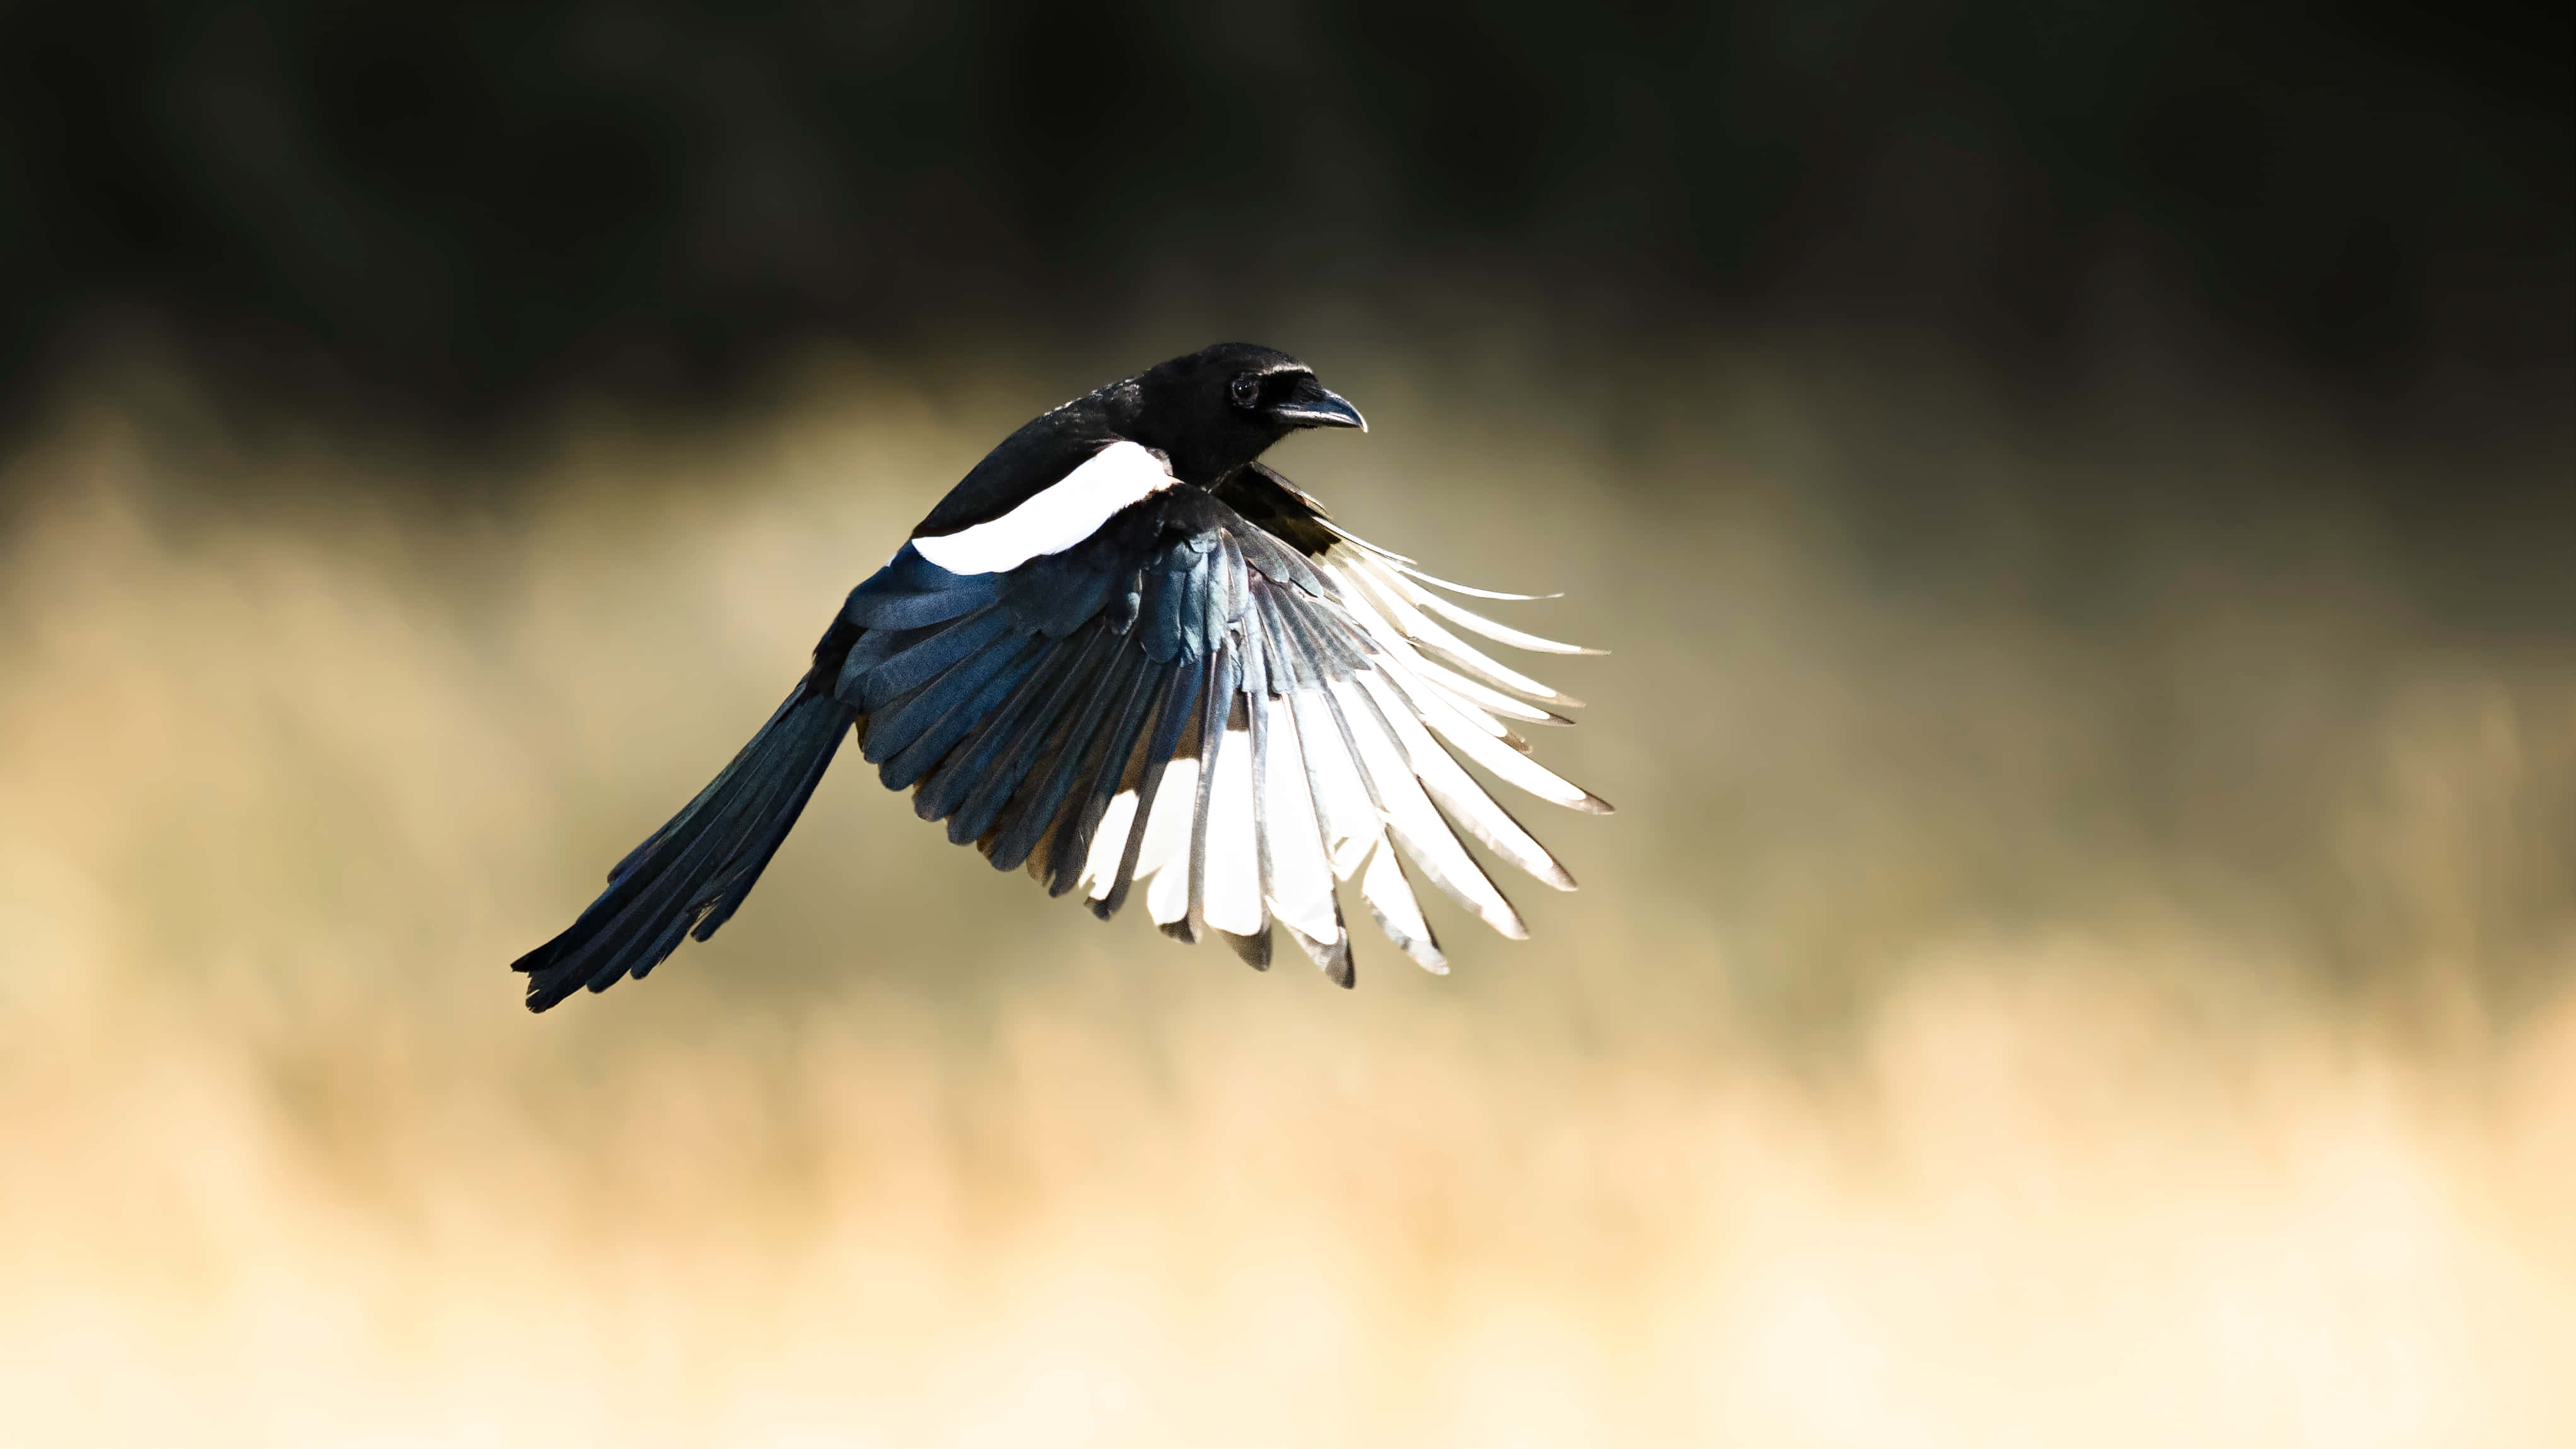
[912,439,1178,574]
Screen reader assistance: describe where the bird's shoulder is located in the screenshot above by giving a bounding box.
[911,381,1144,538]
[993,483,1326,632]
[849,480,1332,653]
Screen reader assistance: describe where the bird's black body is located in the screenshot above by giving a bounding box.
[513,343,1604,1012]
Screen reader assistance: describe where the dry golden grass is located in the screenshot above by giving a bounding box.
[0,338,2570,1445]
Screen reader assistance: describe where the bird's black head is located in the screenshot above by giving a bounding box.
[1128,342,1366,482]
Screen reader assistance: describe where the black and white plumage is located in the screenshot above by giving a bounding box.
[512,343,1608,1011]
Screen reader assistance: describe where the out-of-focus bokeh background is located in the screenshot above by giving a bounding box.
[3,3,2572,1444]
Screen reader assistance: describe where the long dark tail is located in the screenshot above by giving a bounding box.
[513,677,854,1012]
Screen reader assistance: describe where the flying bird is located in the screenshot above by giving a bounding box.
[513,344,1608,1010]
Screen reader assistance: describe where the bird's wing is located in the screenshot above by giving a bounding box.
[836,455,1607,985]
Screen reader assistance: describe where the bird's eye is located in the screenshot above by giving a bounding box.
[1230,375,1260,409]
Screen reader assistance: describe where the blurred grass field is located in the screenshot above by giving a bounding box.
[0,331,2570,1446]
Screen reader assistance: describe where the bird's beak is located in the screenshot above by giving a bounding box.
[1269,375,1368,432]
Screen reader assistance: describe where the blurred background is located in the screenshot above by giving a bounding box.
[1,2,2572,1444]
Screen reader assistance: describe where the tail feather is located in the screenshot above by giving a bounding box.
[514,683,853,1011]
[689,713,844,941]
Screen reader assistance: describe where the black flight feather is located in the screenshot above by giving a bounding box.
[1182,652,1234,940]
[1095,655,1206,922]
[950,623,1117,846]
[1046,665,1165,897]
[865,631,1044,779]
[854,606,1011,711]
[986,632,1144,871]
[912,632,1085,824]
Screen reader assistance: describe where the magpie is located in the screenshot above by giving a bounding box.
[511,343,1609,1011]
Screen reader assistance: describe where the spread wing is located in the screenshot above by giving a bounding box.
[836,454,1607,985]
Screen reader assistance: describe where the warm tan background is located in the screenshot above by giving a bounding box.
[3,3,2572,1443]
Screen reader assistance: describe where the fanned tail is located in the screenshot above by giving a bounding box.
[512,680,853,1012]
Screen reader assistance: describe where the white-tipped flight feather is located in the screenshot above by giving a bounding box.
[1199,714,1264,936]
[1331,555,1578,705]
[1326,677,1527,939]
[1356,840,1445,972]
[1062,510,1600,977]
[1396,575,1602,656]
[1391,562,1561,601]
[1259,695,1343,946]
[1138,755,1198,926]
